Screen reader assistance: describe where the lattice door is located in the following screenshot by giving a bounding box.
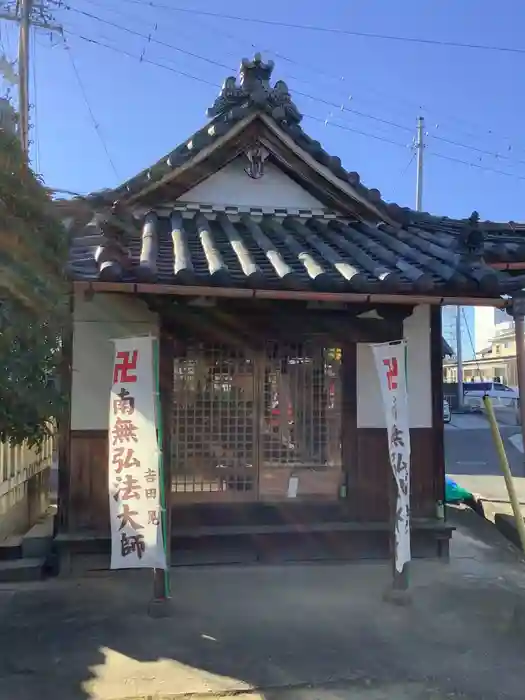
[258,341,343,501]
[171,343,258,502]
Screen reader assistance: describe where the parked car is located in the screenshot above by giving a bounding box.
[463,381,519,411]
[443,398,451,423]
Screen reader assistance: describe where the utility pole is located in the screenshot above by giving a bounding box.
[18,0,32,157]
[415,115,424,212]
[456,306,464,409]
[0,1,60,159]
[414,112,463,409]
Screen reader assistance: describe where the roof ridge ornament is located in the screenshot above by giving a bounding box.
[458,210,485,261]
[244,143,269,179]
[240,53,274,91]
[206,53,302,126]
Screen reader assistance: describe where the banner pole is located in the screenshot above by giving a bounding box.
[391,341,409,593]
[371,340,411,604]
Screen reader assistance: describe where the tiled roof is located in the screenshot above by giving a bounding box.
[404,211,525,264]
[64,54,525,298]
[93,54,398,221]
[68,205,525,295]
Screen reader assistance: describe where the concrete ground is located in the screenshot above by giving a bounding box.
[2,509,525,699]
[446,410,525,513]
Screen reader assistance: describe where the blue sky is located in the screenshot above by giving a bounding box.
[2,0,525,224]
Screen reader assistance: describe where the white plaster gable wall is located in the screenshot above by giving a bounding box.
[71,293,158,430]
[356,305,432,429]
[178,156,326,209]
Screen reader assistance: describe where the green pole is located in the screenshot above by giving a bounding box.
[153,337,170,598]
[404,340,408,393]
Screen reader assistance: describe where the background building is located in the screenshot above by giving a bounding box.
[473,306,510,355]
[443,318,517,387]
[442,306,475,360]
[442,305,511,363]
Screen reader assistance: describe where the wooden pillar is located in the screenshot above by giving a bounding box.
[57,290,74,534]
[430,306,446,511]
[153,321,174,600]
[340,342,357,501]
[512,307,525,450]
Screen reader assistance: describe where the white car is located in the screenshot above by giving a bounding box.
[443,399,451,423]
[463,381,519,411]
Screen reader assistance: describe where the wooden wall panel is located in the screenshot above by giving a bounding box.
[351,428,389,521]
[68,428,438,530]
[69,431,109,531]
[410,428,438,518]
[351,428,436,521]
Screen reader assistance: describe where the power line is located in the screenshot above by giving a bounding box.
[429,150,525,181]
[55,4,525,170]
[57,5,416,131]
[305,114,525,181]
[56,3,234,72]
[299,92,525,168]
[428,132,525,168]
[63,38,120,179]
[63,28,221,88]
[389,151,417,201]
[304,113,410,149]
[115,0,525,57]
[81,0,265,68]
[89,0,525,154]
[62,29,525,186]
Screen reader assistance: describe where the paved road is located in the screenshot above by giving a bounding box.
[445,412,525,504]
[1,510,525,700]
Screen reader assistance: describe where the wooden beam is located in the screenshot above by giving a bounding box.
[490,262,525,271]
[166,304,403,344]
[161,305,249,349]
[72,281,509,307]
[130,118,261,207]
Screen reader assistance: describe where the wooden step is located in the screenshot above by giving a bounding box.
[0,536,23,561]
[0,558,45,582]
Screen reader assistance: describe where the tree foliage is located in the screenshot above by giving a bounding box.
[0,125,68,445]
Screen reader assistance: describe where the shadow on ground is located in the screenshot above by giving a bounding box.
[1,509,525,700]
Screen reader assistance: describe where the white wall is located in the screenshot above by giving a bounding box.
[356,305,432,428]
[71,293,159,430]
[179,156,326,210]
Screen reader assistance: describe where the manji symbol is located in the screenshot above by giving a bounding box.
[383,357,398,391]
[113,350,138,384]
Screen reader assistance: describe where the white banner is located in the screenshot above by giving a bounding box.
[371,340,411,573]
[108,336,167,570]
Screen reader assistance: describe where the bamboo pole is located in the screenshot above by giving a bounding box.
[484,395,525,553]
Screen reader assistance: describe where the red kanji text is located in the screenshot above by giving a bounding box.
[383,357,398,391]
[113,350,138,384]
